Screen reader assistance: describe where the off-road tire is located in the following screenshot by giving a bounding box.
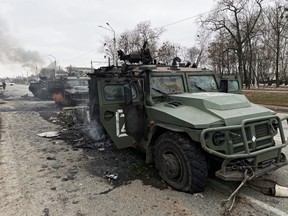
[154,132,208,193]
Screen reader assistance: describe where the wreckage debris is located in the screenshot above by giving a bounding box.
[104,173,119,181]
[55,127,106,149]
[43,106,107,150]
[37,131,59,138]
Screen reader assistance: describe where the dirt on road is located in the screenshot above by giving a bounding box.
[0,87,178,216]
[0,87,200,216]
[0,85,280,216]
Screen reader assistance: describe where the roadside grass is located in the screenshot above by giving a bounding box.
[243,90,288,107]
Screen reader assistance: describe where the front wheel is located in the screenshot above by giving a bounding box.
[154,132,208,193]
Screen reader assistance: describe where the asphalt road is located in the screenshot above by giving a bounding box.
[1,84,288,216]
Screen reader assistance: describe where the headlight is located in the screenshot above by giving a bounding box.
[212,132,225,146]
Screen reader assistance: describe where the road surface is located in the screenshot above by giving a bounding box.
[1,84,288,216]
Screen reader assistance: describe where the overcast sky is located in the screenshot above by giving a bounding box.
[0,0,216,78]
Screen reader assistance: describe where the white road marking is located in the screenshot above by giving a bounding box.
[244,195,288,216]
[209,178,288,215]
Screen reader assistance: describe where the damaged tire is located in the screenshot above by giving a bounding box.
[154,132,208,193]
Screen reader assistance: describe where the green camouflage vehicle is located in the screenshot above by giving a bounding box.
[60,76,90,106]
[29,77,63,100]
[29,76,89,106]
[88,50,288,193]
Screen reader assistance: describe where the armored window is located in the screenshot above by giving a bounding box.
[188,75,219,92]
[228,80,240,92]
[151,75,185,97]
[65,79,88,88]
[104,85,137,101]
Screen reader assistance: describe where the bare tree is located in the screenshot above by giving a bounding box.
[98,35,115,65]
[185,46,200,66]
[201,0,263,87]
[193,29,211,67]
[205,28,238,76]
[100,21,165,63]
[262,0,288,87]
[157,41,181,64]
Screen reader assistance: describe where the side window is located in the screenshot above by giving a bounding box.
[188,75,218,92]
[228,80,240,92]
[104,85,137,101]
[219,79,241,93]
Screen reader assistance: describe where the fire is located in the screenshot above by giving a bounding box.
[52,92,64,103]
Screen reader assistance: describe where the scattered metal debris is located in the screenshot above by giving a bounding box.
[104,173,119,181]
[37,131,59,138]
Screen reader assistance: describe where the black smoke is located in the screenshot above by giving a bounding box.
[0,17,44,68]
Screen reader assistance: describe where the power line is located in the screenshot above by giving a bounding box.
[60,48,99,63]
[156,8,219,29]
[59,9,219,63]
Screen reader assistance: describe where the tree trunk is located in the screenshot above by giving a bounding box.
[276,32,280,87]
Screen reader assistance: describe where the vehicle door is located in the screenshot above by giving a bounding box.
[98,79,140,149]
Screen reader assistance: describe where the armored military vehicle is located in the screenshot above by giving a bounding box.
[29,76,89,106]
[88,48,288,193]
[57,76,90,106]
[29,77,63,100]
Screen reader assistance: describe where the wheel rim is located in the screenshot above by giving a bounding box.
[161,149,183,183]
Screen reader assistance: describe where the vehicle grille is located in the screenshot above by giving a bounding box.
[230,122,273,154]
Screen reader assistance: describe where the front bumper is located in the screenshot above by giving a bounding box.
[200,115,288,181]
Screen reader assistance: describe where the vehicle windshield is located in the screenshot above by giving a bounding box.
[151,75,185,97]
[188,75,219,92]
[65,79,88,88]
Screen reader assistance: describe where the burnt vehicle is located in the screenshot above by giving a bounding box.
[29,77,63,100]
[29,76,89,106]
[57,76,90,106]
[88,47,288,193]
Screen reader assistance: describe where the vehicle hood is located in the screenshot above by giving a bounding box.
[146,92,275,129]
[65,86,88,94]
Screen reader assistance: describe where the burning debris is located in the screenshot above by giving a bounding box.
[52,92,64,104]
[55,127,106,149]
[44,106,107,149]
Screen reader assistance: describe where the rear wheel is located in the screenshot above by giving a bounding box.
[154,132,208,193]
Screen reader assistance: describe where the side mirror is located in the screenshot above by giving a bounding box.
[124,84,133,105]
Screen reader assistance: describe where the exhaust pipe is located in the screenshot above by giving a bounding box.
[269,184,288,197]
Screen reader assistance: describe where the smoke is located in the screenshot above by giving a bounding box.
[83,121,105,141]
[0,17,44,68]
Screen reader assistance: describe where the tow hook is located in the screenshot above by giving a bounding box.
[222,168,254,213]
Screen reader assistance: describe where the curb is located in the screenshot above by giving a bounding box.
[261,104,288,113]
